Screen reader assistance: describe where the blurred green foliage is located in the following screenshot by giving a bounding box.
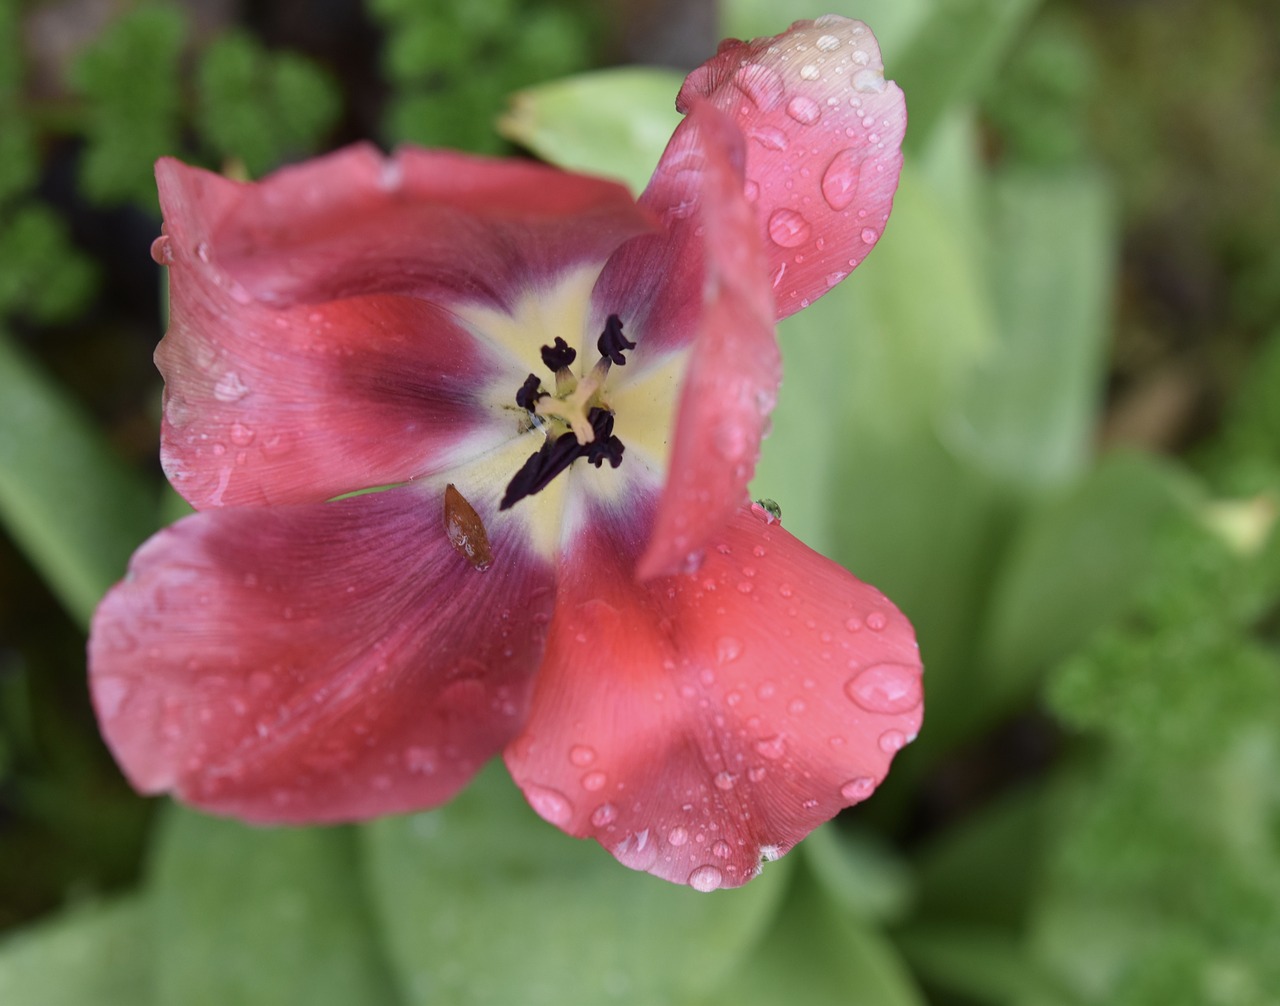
[2,0,1280,1003]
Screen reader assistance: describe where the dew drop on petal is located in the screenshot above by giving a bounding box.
[821,148,864,211]
[213,371,250,403]
[786,95,821,125]
[525,784,573,826]
[716,636,743,663]
[668,826,689,847]
[569,744,596,767]
[591,802,618,827]
[852,68,887,93]
[878,729,908,754]
[841,777,875,801]
[229,422,255,446]
[866,611,887,631]
[815,33,842,51]
[845,663,923,715]
[861,227,880,245]
[714,771,736,791]
[749,125,789,151]
[732,63,785,110]
[150,236,173,264]
[800,64,820,81]
[768,208,812,248]
[754,735,786,760]
[581,771,608,792]
[195,241,211,264]
[712,840,733,859]
[689,864,724,892]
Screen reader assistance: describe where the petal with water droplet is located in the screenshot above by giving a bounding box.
[504,499,922,889]
[88,483,555,823]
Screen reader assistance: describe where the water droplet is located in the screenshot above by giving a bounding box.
[213,371,250,403]
[569,744,596,766]
[714,635,743,664]
[841,777,875,801]
[852,67,886,93]
[229,422,255,446]
[815,33,841,51]
[712,840,732,859]
[866,611,887,631]
[789,698,807,715]
[403,746,437,773]
[852,49,870,67]
[800,64,820,81]
[754,735,786,760]
[768,208,812,248]
[743,178,760,202]
[714,771,736,791]
[689,864,724,892]
[732,63,785,110]
[821,148,864,211]
[878,729,908,754]
[845,663,922,715]
[779,583,794,598]
[748,765,767,782]
[581,770,608,792]
[195,241,211,264]
[786,95,821,125]
[591,802,618,827]
[861,227,879,244]
[525,784,573,826]
[752,544,767,557]
[749,125,789,151]
[150,235,174,264]
[668,826,689,846]
[844,616,862,632]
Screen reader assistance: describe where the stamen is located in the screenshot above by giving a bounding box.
[540,337,577,371]
[515,374,545,411]
[501,408,625,510]
[597,314,636,366]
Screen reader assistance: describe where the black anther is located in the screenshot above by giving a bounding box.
[540,337,577,371]
[597,314,635,366]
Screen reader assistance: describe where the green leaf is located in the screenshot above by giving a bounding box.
[0,896,153,1006]
[70,4,186,208]
[0,331,155,627]
[949,168,1115,488]
[693,869,925,1006]
[897,925,1051,1005]
[893,0,1042,150]
[499,68,686,193]
[981,451,1194,712]
[724,0,932,64]
[150,806,399,1006]
[363,762,790,1006]
[196,32,341,177]
[801,823,913,925]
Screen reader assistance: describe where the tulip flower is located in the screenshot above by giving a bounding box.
[90,15,920,889]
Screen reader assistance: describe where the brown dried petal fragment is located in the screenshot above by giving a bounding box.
[444,483,493,571]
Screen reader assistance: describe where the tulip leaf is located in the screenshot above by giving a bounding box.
[363,762,790,1006]
[949,168,1116,489]
[150,807,399,1006]
[690,869,925,1006]
[498,68,686,194]
[0,896,153,1006]
[0,331,155,628]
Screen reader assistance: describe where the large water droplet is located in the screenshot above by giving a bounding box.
[689,864,724,892]
[732,63,785,110]
[786,95,821,125]
[668,825,689,846]
[213,371,250,403]
[845,663,922,715]
[749,125,789,151]
[768,208,812,248]
[150,235,174,264]
[525,784,573,826]
[815,33,841,51]
[861,227,880,245]
[840,777,875,801]
[800,64,820,81]
[821,148,864,211]
[591,802,618,827]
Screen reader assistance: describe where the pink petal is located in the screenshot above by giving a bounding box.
[676,15,906,319]
[89,485,555,823]
[505,500,922,889]
[590,101,781,579]
[157,283,513,508]
[189,144,655,309]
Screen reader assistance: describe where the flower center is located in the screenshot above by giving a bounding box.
[500,314,636,510]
